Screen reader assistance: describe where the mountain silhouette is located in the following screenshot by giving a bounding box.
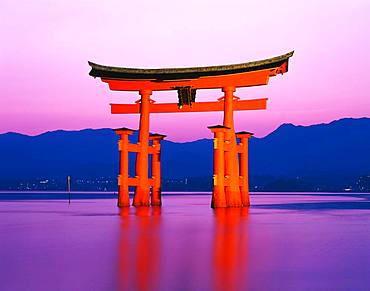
[0,118,369,191]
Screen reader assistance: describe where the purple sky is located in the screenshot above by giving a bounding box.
[1,0,369,141]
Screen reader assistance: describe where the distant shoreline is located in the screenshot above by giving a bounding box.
[0,191,369,195]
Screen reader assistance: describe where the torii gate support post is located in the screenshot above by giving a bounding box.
[115,128,134,207]
[208,125,229,208]
[222,86,242,207]
[134,89,152,206]
[150,134,166,206]
[236,131,253,207]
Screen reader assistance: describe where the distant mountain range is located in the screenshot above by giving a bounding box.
[0,118,369,192]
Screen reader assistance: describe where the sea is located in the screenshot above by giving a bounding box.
[1,192,370,291]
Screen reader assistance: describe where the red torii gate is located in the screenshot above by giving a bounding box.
[88,51,293,208]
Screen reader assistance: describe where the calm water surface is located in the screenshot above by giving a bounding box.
[1,192,370,291]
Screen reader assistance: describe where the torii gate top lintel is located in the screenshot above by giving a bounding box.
[88,51,294,92]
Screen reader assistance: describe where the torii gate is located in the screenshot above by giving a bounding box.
[88,51,293,208]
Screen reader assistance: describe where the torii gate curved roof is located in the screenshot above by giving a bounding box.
[88,51,293,91]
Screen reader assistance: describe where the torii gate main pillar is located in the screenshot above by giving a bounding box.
[133,89,152,206]
[222,86,242,207]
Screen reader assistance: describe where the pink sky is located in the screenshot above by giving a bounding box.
[1,0,369,141]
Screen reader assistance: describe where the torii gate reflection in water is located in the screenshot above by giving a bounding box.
[88,51,293,208]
